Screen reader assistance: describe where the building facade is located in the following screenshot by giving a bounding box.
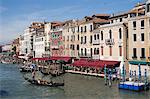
[128,3,150,76]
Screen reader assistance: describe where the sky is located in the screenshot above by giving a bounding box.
[0,0,144,44]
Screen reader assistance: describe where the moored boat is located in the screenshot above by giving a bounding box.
[24,77,64,87]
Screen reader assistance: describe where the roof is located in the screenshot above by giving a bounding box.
[92,14,110,17]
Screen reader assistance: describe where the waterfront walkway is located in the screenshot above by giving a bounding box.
[66,70,106,78]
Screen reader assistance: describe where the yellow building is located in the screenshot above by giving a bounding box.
[78,14,109,58]
[128,2,150,76]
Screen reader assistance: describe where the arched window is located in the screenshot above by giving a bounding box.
[101,31,103,40]
[119,28,122,39]
[109,30,112,39]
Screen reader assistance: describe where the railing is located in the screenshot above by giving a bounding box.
[105,39,115,45]
[92,40,100,45]
[79,53,92,58]
[51,45,59,49]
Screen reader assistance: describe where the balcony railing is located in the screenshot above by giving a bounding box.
[79,53,92,58]
[51,45,59,49]
[105,39,115,45]
[92,40,100,45]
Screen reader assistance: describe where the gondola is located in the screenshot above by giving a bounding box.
[51,71,65,77]
[24,77,64,87]
[19,66,32,72]
[40,70,50,75]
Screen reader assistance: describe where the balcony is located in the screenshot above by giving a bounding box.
[105,39,115,45]
[140,56,146,59]
[132,56,137,59]
[93,40,100,45]
[51,45,59,49]
[79,53,92,58]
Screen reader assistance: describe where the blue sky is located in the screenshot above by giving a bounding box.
[0,0,144,44]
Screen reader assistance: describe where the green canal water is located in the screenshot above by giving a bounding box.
[0,63,149,99]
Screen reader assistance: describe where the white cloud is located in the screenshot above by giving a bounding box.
[0,5,84,44]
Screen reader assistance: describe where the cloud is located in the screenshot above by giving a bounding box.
[0,5,84,44]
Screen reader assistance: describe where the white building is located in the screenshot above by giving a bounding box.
[33,28,45,58]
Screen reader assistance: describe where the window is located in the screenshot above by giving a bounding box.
[141,33,144,41]
[133,34,136,41]
[84,26,87,32]
[72,45,75,50]
[76,44,79,50]
[84,36,86,44]
[120,18,122,22]
[97,34,99,40]
[101,31,103,40]
[94,48,96,54]
[81,37,83,44]
[101,46,103,55]
[81,27,83,33]
[81,48,83,55]
[149,19,150,27]
[119,46,122,56]
[119,28,122,39]
[97,48,99,54]
[67,36,69,41]
[141,48,145,58]
[109,30,112,39]
[94,34,96,40]
[85,48,87,56]
[90,25,93,31]
[77,26,79,32]
[133,21,136,29]
[110,46,112,56]
[147,3,150,12]
[90,48,93,56]
[78,35,79,41]
[133,48,137,58]
[141,20,144,28]
[68,28,69,32]
[111,20,113,23]
[90,35,92,43]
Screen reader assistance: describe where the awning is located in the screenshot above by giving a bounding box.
[32,56,71,62]
[18,56,28,60]
[49,56,71,62]
[72,59,120,68]
[129,61,150,65]
[32,57,49,61]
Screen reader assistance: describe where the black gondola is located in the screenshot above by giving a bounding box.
[24,77,64,87]
[19,67,32,72]
[40,70,50,75]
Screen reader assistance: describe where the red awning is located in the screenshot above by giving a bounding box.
[32,57,49,61]
[72,59,120,68]
[32,56,71,62]
[49,56,71,62]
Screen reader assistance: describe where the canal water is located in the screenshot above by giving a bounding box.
[0,63,149,99]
